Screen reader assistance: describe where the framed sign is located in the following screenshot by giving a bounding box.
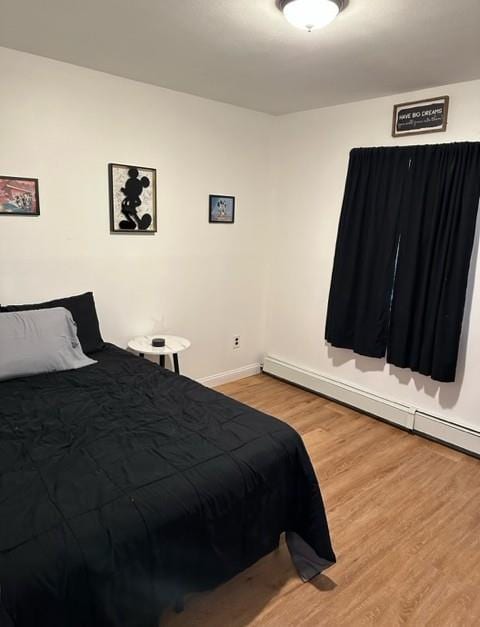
[392,96,449,138]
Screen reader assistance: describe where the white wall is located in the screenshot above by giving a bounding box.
[266,79,480,431]
[0,47,273,380]
[2,45,480,430]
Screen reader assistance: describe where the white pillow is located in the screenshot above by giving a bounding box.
[0,307,96,381]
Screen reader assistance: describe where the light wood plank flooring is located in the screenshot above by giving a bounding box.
[163,374,480,626]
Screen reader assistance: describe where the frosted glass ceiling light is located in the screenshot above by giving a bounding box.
[280,0,344,32]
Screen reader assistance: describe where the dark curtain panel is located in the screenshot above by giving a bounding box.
[326,142,480,382]
[325,147,411,357]
[387,142,480,381]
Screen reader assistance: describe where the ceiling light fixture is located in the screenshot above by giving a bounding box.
[279,0,345,32]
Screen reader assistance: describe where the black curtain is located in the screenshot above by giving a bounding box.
[325,142,480,382]
[388,143,480,381]
[325,147,411,358]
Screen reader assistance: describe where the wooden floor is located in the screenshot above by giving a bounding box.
[163,374,480,627]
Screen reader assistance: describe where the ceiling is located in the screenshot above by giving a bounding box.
[1,0,479,115]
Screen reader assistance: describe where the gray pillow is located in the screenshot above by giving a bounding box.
[0,307,96,381]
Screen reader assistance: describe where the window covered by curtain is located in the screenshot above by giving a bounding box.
[325,142,480,382]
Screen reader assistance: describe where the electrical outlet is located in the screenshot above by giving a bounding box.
[233,336,240,350]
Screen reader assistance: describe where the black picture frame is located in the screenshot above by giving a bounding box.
[209,194,235,224]
[392,96,449,138]
[0,175,40,216]
[109,163,157,234]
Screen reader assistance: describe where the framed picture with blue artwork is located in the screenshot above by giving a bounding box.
[109,163,157,233]
[209,194,235,224]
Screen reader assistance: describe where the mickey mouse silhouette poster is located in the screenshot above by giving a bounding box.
[109,163,157,233]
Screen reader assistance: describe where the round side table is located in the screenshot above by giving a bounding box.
[128,335,191,374]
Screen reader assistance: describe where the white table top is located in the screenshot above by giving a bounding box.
[128,335,191,356]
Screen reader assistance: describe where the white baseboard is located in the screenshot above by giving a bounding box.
[263,355,480,455]
[414,412,480,456]
[263,356,415,429]
[197,363,261,388]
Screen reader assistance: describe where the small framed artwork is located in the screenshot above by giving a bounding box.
[0,176,40,216]
[109,163,157,233]
[392,96,449,137]
[209,195,235,224]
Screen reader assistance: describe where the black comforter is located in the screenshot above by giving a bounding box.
[0,345,335,626]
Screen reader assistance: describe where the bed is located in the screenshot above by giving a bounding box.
[0,343,335,627]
